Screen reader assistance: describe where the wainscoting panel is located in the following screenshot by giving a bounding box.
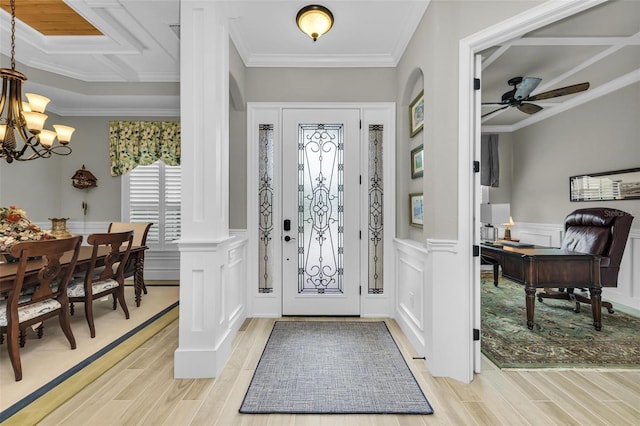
[227,237,248,329]
[393,238,470,382]
[394,240,427,355]
[175,235,249,378]
[511,222,564,247]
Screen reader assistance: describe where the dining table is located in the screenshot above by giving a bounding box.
[0,245,148,307]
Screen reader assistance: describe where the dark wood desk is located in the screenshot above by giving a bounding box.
[1,245,148,307]
[481,243,603,330]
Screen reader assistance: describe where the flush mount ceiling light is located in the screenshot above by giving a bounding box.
[296,5,333,42]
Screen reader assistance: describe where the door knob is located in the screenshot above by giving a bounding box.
[284,235,295,242]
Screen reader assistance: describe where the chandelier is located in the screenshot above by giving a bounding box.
[1,0,75,163]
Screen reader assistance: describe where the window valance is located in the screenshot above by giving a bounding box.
[109,121,181,176]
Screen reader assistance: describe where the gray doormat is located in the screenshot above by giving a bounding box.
[239,321,434,414]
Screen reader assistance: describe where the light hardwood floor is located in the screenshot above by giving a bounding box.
[37,317,640,425]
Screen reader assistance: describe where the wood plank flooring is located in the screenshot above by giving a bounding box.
[38,317,640,425]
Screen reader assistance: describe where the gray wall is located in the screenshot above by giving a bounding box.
[245,67,397,102]
[229,40,248,229]
[396,0,542,241]
[0,114,178,223]
[509,82,640,227]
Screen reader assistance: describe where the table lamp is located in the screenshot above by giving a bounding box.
[480,203,510,242]
[503,216,515,240]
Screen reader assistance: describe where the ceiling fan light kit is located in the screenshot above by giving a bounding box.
[296,5,333,42]
[482,76,590,119]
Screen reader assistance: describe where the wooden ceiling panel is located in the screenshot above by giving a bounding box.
[0,0,101,36]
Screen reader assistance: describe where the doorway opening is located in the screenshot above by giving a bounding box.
[459,1,607,374]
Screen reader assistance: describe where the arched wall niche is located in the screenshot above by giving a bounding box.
[400,67,425,240]
[403,67,424,106]
[229,73,245,112]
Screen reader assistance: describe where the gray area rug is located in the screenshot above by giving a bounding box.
[239,321,434,414]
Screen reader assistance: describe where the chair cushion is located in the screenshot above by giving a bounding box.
[562,227,610,255]
[67,278,119,298]
[0,299,62,327]
[565,210,615,227]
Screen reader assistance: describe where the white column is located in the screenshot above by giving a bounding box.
[174,1,238,378]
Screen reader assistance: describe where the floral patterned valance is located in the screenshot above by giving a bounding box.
[109,121,181,176]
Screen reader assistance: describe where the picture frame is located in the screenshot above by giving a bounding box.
[409,90,424,137]
[410,144,424,179]
[409,193,424,228]
[570,167,640,201]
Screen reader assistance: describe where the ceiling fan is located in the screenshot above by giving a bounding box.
[482,76,590,118]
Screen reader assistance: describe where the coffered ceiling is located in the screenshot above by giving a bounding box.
[0,0,638,126]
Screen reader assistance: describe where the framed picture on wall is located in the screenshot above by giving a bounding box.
[409,90,424,137]
[411,144,424,179]
[409,193,424,228]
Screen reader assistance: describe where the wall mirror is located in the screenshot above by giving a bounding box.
[570,168,640,201]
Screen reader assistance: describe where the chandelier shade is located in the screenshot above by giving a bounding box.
[0,0,75,163]
[296,5,333,42]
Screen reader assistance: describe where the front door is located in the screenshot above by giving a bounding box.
[281,109,361,315]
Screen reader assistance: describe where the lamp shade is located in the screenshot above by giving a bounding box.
[38,129,57,147]
[53,125,75,144]
[25,93,50,113]
[22,111,47,133]
[296,5,333,41]
[480,203,510,225]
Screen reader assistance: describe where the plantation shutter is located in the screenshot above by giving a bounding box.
[128,161,181,248]
[164,165,182,242]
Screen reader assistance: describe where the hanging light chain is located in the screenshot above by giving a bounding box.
[10,0,16,70]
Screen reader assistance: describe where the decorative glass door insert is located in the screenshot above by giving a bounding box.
[258,124,274,293]
[297,123,344,294]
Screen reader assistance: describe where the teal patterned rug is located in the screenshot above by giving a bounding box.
[481,273,640,369]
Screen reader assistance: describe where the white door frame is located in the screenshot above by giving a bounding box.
[458,0,607,378]
[247,102,396,318]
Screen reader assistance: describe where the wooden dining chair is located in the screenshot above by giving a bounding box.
[67,231,133,338]
[107,222,152,294]
[0,235,83,381]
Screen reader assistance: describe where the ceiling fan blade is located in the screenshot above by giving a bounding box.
[527,82,590,101]
[513,77,541,100]
[482,105,509,118]
[517,103,543,115]
[481,102,507,105]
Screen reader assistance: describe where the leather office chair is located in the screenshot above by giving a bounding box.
[0,236,83,381]
[67,231,133,338]
[538,208,634,313]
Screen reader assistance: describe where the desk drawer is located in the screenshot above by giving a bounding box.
[502,255,525,283]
